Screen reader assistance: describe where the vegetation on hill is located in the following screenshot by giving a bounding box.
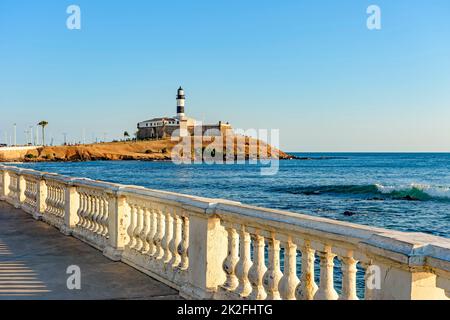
[3,137,294,162]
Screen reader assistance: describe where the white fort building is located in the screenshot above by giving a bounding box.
[137,87,232,140]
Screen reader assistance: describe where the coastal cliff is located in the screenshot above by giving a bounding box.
[0,137,293,162]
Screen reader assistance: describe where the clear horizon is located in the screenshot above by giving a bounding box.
[1,1,449,151]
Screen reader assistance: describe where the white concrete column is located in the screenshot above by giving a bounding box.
[361,234,449,300]
[103,191,128,261]
[18,174,26,207]
[1,169,10,200]
[180,209,228,299]
[61,182,79,236]
[368,262,448,300]
[34,177,47,220]
[11,172,24,208]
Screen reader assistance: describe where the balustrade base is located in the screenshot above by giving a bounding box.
[60,225,73,236]
[121,249,187,293]
[180,283,217,300]
[71,227,109,252]
[103,245,123,261]
[32,211,43,221]
[215,286,244,300]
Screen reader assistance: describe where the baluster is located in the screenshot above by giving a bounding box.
[85,193,95,230]
[340,253,358,300]
[77,192,84,226]
[85,195,93,229]
[314,246,339,300]
[54,186,58,214]
[222,223,239,291]
[51,185,56,214]
[96,196,104,233]
[53,186,57,214]
[279,237,300,300]
[178,215,189,270]
[263,235,283,300]
[45,185,51,213]
[94,196,103,235]
[296,241,318,300]
[77,191,84,226]
[134,206,144,251]
[146,205,157,256]
[55,186,60,215]
[58,187,64,216]
[155,206,165,259]
[98,197,107,235]
[46,184,51,212]
[140,207,150,254]
[248,231,267,300]
[91,196,101,232]
[235,225,252,298]
[56,186,61,214]
[127,204,137,249]
[82,192,89,228]
[162,208,174,263]
[169,210,182,267]
[99,197,109,236]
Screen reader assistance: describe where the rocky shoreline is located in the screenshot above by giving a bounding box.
[1,138,298,162]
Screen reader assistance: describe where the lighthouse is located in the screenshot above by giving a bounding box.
[176,86,185,119]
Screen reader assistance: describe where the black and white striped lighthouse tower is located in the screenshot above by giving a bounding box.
[176,86,185,119]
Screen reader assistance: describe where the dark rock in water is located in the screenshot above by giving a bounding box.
[368,197,384,201]
[343,211,356,216]
[402,195,419,201]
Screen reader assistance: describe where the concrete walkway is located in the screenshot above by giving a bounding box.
[0,201,181,300]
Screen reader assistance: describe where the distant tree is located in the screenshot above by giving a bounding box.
[124,131,130,141]
[38,121,48,146]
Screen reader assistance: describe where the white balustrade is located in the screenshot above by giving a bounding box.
[72,184,110,249]
[121,192,191,290]
[42,178,66,228]
[0,163,449,300]
[7,172,19,204]
[22,174,38,214]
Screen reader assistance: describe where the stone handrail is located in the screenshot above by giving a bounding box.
[0,164,449,300]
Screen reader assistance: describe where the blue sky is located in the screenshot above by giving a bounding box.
[1,0,449,151]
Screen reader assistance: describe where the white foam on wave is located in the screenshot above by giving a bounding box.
[375,183,450,199]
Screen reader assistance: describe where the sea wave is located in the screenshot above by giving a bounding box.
[273,183,450,202]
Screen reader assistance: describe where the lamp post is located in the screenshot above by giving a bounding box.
[13,123,16,146]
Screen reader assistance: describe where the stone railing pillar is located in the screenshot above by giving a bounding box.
[180,203,228,299]
[61,180,79,236]
[0,169,10,201]
[103,189,128,261]
[360,234,449,300]
[34,176,47,220]
[367,262,447,300]
[18,173,26,207]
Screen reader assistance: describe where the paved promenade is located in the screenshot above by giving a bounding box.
[0,201,180,300]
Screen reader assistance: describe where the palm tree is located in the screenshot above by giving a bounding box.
[38,121,48,146]
[123,131,130,141]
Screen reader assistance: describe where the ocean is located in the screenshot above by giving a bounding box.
[15,152,450,238]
